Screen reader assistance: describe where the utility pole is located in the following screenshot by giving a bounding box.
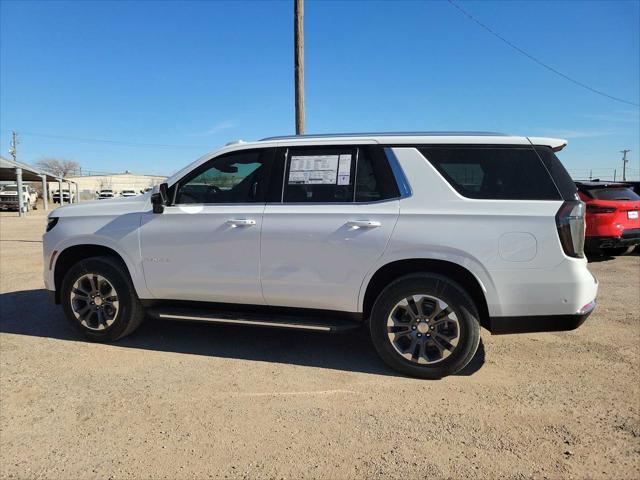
[9,131,19,162]
[294,0,305,135]
[9,131,25,217]
[620,149,631,181]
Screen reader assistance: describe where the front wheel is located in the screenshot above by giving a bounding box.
[61,256,145,342]
[370,273,481,379]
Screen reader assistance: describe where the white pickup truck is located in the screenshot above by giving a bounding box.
[97,189,115,200]
[0,184,38,211]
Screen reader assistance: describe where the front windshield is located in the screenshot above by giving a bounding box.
[2,186,18,192]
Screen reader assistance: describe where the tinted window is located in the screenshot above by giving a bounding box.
[419,146,561,200]
[355,146,400,202]
[534,146,578,201]
[587,187,640,201]
[175,149,272,204]
[283,147,356,202]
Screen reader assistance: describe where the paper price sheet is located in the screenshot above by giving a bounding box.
[288,154,352,185]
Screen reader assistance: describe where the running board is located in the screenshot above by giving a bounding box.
[146,307,362,333]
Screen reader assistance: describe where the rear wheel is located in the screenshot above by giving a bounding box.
[369,273,481,379]
[61,256,145,341]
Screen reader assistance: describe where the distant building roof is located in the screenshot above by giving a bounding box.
[0,155,64,182]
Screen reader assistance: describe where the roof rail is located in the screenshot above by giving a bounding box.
[259,131,509,141]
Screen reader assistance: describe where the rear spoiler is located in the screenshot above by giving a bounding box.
[528,137,568,152]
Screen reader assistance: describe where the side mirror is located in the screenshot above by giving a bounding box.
[151,183,169,214]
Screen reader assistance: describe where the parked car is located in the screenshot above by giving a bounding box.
[53,189,75,204]
[120,189,138,197]
[0,184,38,211]
[97,189,115,200]
[576,181,640,255]
[43,132,598,378]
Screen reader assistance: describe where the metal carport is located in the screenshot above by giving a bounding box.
[0,155,77,217]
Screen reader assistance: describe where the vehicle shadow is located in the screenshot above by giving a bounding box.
[587,253,615,263]
[0,289,485,378]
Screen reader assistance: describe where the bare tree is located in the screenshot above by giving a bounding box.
[35,158,81,178]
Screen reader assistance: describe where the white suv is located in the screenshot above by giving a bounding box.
[43,133,597,378]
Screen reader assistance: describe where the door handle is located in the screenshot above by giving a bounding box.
[346,220,382,229]
[226,219,257,227]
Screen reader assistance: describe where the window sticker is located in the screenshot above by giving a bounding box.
[338,154,352,176]
[337,154,352,185]
[288,154,340,185]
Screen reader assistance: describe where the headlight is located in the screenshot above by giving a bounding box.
[46,217,59,232]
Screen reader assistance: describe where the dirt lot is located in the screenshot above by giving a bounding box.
[1,207,639,480]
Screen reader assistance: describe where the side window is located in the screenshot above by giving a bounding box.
[419,146,561,200]
[355,146,401,202]
[175,149,273,204]
[533,146,579,201]
[283,147,356,203]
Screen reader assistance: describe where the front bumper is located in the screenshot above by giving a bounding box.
[586,228,640,250]
[486,299,597,334]
[0,200,19,210]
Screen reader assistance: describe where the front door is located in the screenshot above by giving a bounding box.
[139,148,274,304]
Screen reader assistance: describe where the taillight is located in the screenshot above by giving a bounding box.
[586,204,616,214]
[556,201,585,258]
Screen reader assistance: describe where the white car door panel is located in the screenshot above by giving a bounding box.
[139,205,265,303]
[139,147,275,304]
[260,201,399,311]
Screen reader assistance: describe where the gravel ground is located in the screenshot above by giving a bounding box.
[1,207,639,479]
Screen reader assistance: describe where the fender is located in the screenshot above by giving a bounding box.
[358,247,502,317]
[49,234,153,301]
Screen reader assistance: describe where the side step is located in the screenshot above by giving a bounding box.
[147,306,363,333]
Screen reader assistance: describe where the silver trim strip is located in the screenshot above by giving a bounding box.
[158,313,332,331]
[384,147,412,198]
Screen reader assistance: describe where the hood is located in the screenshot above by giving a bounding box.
[51,192,151,218]
[0,191,18,196]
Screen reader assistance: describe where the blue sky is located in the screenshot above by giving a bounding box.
[1,0,639,180]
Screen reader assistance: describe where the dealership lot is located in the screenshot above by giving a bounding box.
[1,208,638,479]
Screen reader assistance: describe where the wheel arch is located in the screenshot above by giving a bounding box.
[53,244,132,304]
[361,258,491,329]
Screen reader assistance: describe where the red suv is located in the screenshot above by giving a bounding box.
[577,181,640,255]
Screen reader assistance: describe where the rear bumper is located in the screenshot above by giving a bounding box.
[486,299,596,334]
[586,228,640,250]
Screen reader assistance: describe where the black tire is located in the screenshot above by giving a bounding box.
[369,273,481,379]
[61,256,145,342]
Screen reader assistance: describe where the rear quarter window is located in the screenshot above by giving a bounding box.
[418,146,562,200]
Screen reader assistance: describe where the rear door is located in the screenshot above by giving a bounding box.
[260,145,401,312]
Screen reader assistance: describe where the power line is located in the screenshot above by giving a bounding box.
[447,0,640,108]
[1,129,211,149]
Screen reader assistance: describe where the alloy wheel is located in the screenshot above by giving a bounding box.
[70,273,120,330]
[387,294,460,364]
